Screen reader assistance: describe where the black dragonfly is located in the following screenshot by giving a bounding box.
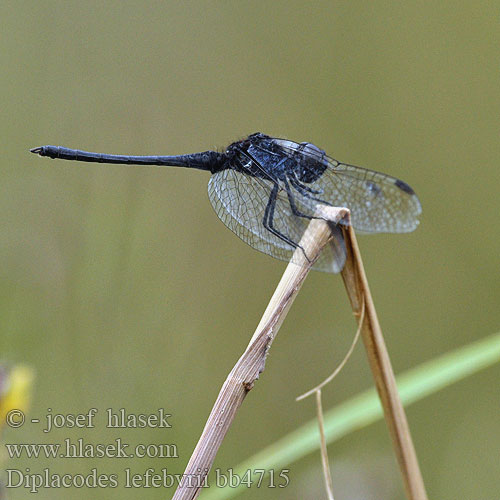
[31,133,421,273]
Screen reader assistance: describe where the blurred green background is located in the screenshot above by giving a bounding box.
[1,1,499,498]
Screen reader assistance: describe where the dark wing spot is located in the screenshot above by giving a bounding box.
[395,179,415,195]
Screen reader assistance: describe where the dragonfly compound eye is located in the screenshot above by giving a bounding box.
[296,142,328,184]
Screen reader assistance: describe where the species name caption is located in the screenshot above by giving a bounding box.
[3,408,290,492]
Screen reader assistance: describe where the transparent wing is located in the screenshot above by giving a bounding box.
[207,168,346,273]
[274,139,422,233]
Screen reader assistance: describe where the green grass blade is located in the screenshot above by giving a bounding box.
[202,332,500,499]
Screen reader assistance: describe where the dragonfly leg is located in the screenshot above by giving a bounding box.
[283,178,317,220]
[263,184,306,254]
[290,170,323,195]
[288,176,332,207]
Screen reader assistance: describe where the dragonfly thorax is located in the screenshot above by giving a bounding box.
[225,133,328,185]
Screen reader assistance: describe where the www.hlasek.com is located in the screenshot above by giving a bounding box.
[5,468,290,492]
[5,438,178,459]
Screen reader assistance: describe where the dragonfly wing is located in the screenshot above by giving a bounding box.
[207,168,346,273]
[318,161,422,233]
[274,139,422,234]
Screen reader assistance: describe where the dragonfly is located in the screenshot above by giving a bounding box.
[31,133,422,273]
